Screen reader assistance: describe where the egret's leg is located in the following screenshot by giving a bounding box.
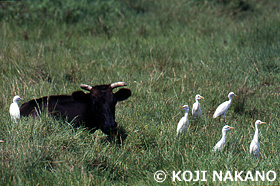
[223,113,226,122]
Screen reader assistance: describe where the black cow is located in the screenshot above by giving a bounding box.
[20,82,131,135]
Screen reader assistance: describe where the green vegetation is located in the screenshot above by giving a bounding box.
[0,0,279,185]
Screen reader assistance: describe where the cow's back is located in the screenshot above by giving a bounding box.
[20,96,49,117]
[20,94,91,125]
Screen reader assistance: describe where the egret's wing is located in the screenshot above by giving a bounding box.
[177,115,189,137]
[9,103,20,121]
[9,103,17,116]
[192,102,198,112]
[213,101,230,118]
[192,102,199,116]
[177,117,186,133]
[250,140,260,155]
[213,140,222,151]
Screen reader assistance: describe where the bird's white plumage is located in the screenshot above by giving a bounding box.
[213,92,236,119]
[213,125,234,151]
[177,105,189,138]
[250,120,266,158]
[192,94,204,118]
[9,95,23,123]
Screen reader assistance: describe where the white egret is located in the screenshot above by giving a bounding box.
[192,94,204,118]
[213,92,237,119]
[177,105,189,138]
[250,120,266,158]
[9,95,23,122]
[213,125,234,151]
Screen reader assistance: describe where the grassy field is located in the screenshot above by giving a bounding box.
[0,0,279,185]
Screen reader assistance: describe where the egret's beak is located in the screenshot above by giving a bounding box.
[20,98,24,101]
[234,95,238,98]
[229,127,234,130]
[261,122,266,125]
[199,96,204,99]
[180,105,187,109]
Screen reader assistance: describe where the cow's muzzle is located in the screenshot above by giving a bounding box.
[103,125,118,136]
[110,127,118,137]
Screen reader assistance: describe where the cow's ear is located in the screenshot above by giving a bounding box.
[114,88,131,101]
[72,91,89,102]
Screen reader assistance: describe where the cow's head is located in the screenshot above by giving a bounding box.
[80,82,131,135]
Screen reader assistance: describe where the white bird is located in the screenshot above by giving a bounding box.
[9,95,23,122]
[213,125,234,152]
[192,94,204,118]
[213,92,237,119]
[177,105,189,138]
[250,120,266,158]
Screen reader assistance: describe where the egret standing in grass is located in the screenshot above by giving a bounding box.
[213,125,234,151]
[177,105,189,138]
[213,92,237,120]
[192,94,204,118]
[9,95,23,122]
[250,120,266,158]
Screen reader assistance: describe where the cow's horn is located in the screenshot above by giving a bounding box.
[80,84,92,91]
[110,82,127,89]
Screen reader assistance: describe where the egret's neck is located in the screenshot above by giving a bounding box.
[184,110,189,116]
[253,125,259,141]
[195,99,199,104]
[13,100,19,104]
[221,130,227,143]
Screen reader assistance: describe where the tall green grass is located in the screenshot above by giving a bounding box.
[0,0,279,185]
